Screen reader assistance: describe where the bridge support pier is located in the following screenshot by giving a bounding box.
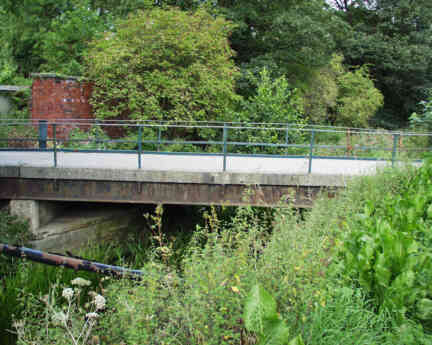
[10,200,65,234]
[9,200,142,252]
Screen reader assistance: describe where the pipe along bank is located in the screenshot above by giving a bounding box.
[0,243,143,279]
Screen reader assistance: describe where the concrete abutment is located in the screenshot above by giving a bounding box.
[9,200,143,252]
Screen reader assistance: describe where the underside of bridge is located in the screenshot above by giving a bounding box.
[0,166,348,251]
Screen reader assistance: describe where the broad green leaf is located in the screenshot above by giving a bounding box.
[244,284,278,334]
[417,298,432,320]
[258,319,290,345]
[289,335,305,345]
[375,252,391,288]
[427,204,432,219]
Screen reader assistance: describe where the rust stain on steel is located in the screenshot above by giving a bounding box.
[0,178,337,207]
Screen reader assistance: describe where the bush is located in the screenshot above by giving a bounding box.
[85,7,240,124]
[336,158,432,325]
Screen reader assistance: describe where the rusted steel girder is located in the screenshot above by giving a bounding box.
[0,178,333,207]
[0,243,143,278]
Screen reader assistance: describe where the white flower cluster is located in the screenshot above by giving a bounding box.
[85,312,99,319]
[52,311,67,324]
[62,288,74,301]
[93,294,106,310]
[71,277,91,287]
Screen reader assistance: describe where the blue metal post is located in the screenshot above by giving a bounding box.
[392,133,399,167]
[138,126,142,169]
[308,130,315,174]
[53,123,57,167]
[157,124,162,152]
[38,120,47,149]
[285,125,289,154]
[223,123,228,172]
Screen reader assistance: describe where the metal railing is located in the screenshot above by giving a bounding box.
[0,119,430,173]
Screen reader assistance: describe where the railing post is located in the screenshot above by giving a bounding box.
[346,128,352,156]
[157,123,162,152]
[138,125,142,169]
[392,133,399,167]
[308,130,315,174]
[285,125,289,154]
[223,123,228,172]
[53,123,57,168]
[38,120,47,149]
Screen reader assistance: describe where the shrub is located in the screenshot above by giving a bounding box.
[85,7,240,124]
[337,158,432,325]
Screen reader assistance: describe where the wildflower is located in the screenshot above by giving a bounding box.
[93,294,106,310]
[62,288,74,301]
[52,311,67,324]
[71,277,91,287]
[12,320,25,329]
[86,312,99,319]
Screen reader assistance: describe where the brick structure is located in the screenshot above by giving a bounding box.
[31,73,94,138]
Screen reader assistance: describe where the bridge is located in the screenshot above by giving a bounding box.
[0,120,426,249]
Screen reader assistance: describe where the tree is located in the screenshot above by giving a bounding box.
[0,0,77,76]
[334,0,432,126]
[85,7,240,123]
[334,63,384,127]
[410,90,432,135]
[39,1,105,76]
[301,54,383,127]
[210,0,348,120]
[0,0,162,78]
[238,68,305,125]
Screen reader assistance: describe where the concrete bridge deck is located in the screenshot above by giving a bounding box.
[0,150,397,208]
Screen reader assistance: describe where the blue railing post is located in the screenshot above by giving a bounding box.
[285,125,289,152]
[53,123,57,167]
[38,120,47,149]
[392,133,399,167]
[138,125,142,169]
[308,130,315,174]
[223,123,228,172]
[157,124,162,152]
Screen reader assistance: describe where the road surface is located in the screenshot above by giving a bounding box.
[0,151,407,176]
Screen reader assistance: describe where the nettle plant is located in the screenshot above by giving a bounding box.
[244,283,304,345]
[338,158,432,323]
[14,277,106,345]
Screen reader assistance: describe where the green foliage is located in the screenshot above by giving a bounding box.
[9,164,432,344]
[14,278,106,345]
[239,68,305,124]
[301,54,383,127]
[232,68,306,153]
[39,1,105,76]
[65,125,116,150]
[244,284,304,345]
[0,42,18,85]
[336,0,432,124]
[334,64,383,127]
[0,210,31,245]
[86,7,240,124]
[0,124,37,149]
[410,91,432,143]
[337,158,432,324]
[219,0,343,68]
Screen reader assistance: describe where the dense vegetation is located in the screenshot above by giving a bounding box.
[2,0,432,344]
[2,0,431,129]
[0,161,429,344]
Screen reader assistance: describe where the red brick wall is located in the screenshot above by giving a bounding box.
[31,76,94,138]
